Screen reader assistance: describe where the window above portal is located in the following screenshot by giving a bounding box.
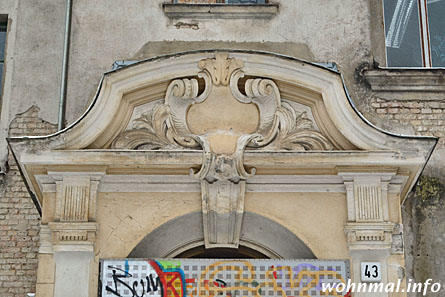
[383,0,445,67]
[173,0,267,3]
[163,0,278,19]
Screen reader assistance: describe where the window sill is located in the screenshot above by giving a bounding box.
[162,3,279,19]
[363,68,445,100]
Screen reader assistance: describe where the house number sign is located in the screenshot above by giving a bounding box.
[361,262,382,282]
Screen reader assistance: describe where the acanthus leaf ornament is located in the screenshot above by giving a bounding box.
[198,53,244,86]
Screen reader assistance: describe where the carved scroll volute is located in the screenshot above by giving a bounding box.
[230,69,333,151]
[111,74,211,150]
[229,70,281,148]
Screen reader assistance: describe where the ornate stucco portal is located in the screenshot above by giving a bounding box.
[9,51,435,297]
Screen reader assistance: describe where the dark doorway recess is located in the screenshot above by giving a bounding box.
[175,245,269,259]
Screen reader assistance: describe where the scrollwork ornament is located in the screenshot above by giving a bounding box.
[230,68,334,151]
[113,53,334,169]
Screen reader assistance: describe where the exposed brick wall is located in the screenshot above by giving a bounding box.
[370,98,445,138]
[0,106,56,297]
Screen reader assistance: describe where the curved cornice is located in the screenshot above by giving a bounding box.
[8,50,436,156]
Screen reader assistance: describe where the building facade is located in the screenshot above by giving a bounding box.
[0,1,444,296]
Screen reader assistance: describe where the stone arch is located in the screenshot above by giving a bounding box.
[128,211,316,260]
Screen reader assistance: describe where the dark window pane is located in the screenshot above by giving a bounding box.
[383,0,423,67]
[0,62,3,96]
[0,22,5,97]
[428,0,445,67]
[0,24,6,62]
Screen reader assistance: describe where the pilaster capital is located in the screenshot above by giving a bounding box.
[46,173,104,222]
[37,173,103,254]
[337,167,399,252]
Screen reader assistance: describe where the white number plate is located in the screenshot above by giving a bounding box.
[361,262,381,282]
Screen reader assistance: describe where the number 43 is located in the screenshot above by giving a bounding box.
[365,264,379,278]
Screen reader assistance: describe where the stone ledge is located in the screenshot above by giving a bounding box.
[48,222,97,249]
[162,3,279,19]
[345,222,395,251]
[364,68,445,100]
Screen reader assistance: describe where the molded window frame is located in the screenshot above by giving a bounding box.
[163,0,279,19]
[172,0,267,3]
[0,15,8,99]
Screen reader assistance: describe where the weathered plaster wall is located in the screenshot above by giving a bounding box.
[245,192,349,259]
[95,192,201,258]
[402,188,445,297]
[93,191,350,260]
[0,0,65,168]
[66,0,373,124]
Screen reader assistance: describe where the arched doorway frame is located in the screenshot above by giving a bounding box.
[128,211,317,260]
